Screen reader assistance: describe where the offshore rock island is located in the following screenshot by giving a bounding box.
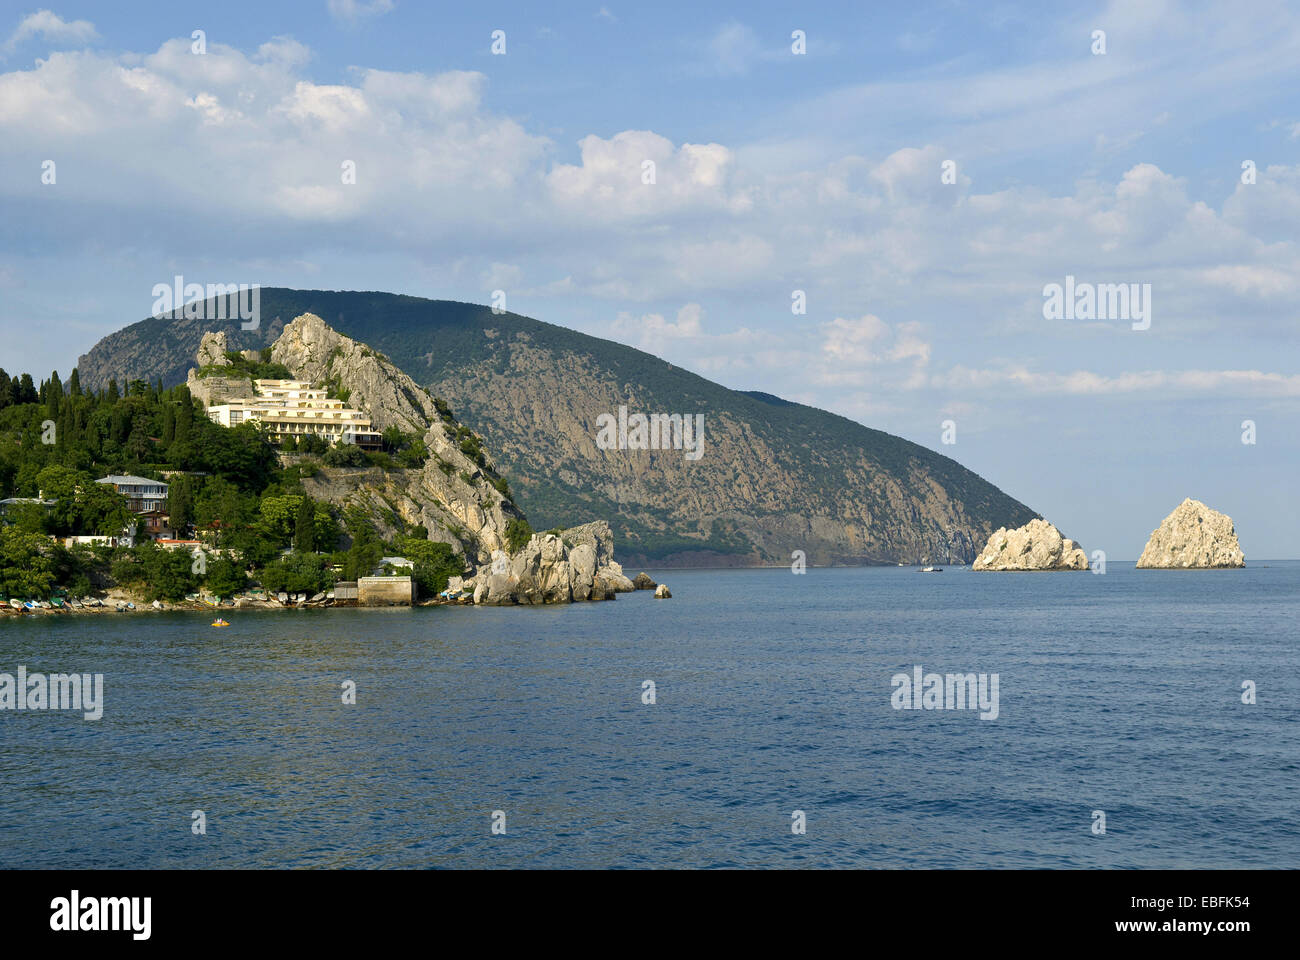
[971,518,1090,571]
[1136,498,1246,569]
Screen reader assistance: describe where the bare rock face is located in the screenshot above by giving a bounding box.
[468,524,626,604]
[632,572,657,590]
[269,312,524,567]
[271,313,438,433]
[972,518,1089,571]
[1136,499,1245,568]
[196,331,232,368]
[186,331,252,407]
[654,583,672,598]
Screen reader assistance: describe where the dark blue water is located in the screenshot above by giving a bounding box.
[2,562,1297,868]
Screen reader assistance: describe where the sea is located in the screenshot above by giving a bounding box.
[1,562,1297,869]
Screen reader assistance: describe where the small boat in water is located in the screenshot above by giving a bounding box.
[211,618,230,627]
[919,566,943,573]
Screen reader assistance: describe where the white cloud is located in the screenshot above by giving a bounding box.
[930,366,1300,398]
[709,22,762,75]
[816,315,931,388]
[0,26,1297,421]
[4,10,97,52]
[327,0,395,22]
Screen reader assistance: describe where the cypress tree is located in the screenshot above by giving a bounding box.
[294,496,315,553]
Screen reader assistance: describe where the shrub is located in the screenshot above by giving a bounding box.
[323,443,368,468]
[505,517,533,553]
[259,552,334,594]
[400,538,465,598]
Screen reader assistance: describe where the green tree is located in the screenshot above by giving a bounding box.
[505,517,533,553]
[168,475,193,536]
[294,495,315,553]
[259,552,334,594]
[204,555,248,599]
[129,542,197,601]
[0,526,56,598]
[34,464,129,536]
[400,538,465,597]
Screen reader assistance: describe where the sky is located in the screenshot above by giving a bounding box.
[0,0,1296,558]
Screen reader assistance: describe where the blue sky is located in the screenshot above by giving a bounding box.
[1,0,1297,558]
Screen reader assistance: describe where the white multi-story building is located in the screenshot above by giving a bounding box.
[95,475,169,513]
[205,379,383,449]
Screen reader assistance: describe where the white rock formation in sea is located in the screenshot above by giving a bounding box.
[470,522,633,605]
[972,518,1089,571]
[1136,498,1245,568]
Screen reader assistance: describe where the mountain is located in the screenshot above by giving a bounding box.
[77,288,1040,565]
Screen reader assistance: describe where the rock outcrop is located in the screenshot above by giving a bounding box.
[185,331,254,407]
[263,314,523,565]
[1136,498,1245,569]
[654,583,671,598]
[972,518,1089,571]
[469,521,630,605]
[271,313,438,434]
[196,331,232,367]
[632,572,657,590]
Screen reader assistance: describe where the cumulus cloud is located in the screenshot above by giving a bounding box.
[0,26,1297,419]
[816,315,931,387]
[4,10,97,53]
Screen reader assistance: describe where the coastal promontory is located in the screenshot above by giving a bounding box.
[1135,498,1245,569]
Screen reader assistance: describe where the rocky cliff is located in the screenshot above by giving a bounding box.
[972,519,1089,571]
[210,313,631,602]
[1136,499,1245,569]
[185,331,258,407]
[76,288,1041,566]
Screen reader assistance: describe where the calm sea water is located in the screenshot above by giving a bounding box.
[1,562,1297,869]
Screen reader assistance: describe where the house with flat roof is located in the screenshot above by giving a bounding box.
[0,496,57,522]
[95,475,169,514]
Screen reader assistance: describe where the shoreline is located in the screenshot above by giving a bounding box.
[0,596,472,618]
